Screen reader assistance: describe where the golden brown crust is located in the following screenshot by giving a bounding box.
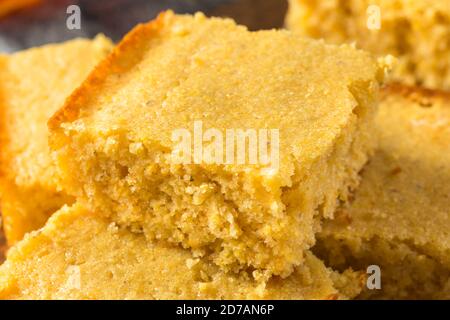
[48,11,170,132]
[382,83,450,102]
[0,38,113,244]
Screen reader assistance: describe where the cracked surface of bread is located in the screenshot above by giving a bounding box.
[286,0,450,91]
[0,36,113,244]
[315,85,450,299]
[0,203,363,300]
[49,11,386,278]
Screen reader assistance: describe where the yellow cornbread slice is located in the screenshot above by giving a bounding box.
[0,36,113,245]
[49,11,387,278]
[315,85,450,299]
[0,203,364,300]
[286,0,450,91]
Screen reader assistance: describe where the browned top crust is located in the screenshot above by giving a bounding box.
[48,11,168,132]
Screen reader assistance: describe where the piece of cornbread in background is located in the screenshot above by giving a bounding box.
[0,0,41,18]
[315,85,450,299]
[286,0,450,91]
[0,203,364,300]
[49,11,388,278]
[0,36,113,245]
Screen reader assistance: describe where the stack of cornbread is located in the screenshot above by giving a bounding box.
[1,11,383,299]
[0,1,448,299]
[287,0,450,299]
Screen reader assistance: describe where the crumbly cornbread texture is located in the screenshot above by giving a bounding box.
[286,0,450,91]
[0,36,113,244]
[0,203,364,300]
[315,85,450,299]
[49,11,386,278]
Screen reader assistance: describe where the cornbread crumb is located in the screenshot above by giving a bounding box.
[49,11,386,277]
[315,85,450,299]
[0,36,113,244]
[0,203,363,300]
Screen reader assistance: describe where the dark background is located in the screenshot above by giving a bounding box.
[0,0,288,53]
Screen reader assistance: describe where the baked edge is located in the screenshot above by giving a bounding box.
[382,82,450,102]
[48,11,170,133]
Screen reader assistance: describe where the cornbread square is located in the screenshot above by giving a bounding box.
[315,85,450,299]
[49,11,387,277]
[286,0,450,91]
[0,36,113,244]
[0,203,364,300]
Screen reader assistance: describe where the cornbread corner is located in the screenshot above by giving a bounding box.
[315,85,450,299]
[0,35,113,245]
[0,203,364,300]
[286,0,450,91]
[49,11,387,277]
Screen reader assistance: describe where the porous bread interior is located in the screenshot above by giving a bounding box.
[0,203,363,300]
[50,12,385,277]
[0,181,71,245]
[0,36,112,244]
[314,85,450,299]
[53,81,377,278]
[316,235,450,300]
